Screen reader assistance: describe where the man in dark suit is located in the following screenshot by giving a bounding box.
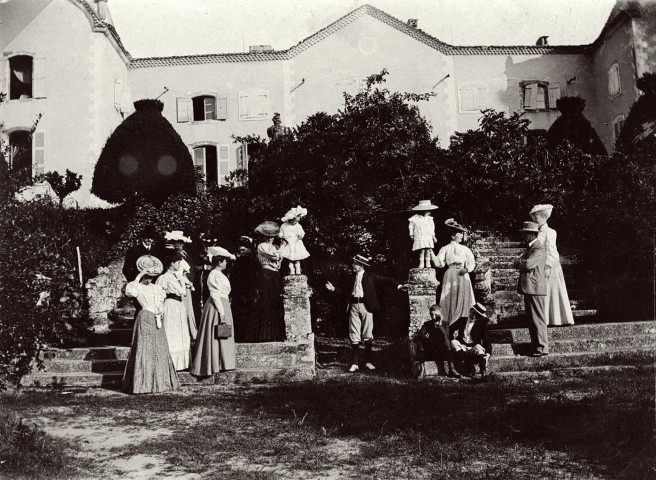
[514,221,549,356]
[326,254,406,372]
[450,302,492,379]
[122,225,160,281]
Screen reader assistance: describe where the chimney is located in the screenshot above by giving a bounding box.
[249,45,274,53]
[407,18,418,28]
[535,36,549,46]
[95,0,108,21]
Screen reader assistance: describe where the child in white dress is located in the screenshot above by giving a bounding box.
[279,206,310,275]
[408,200,438,268]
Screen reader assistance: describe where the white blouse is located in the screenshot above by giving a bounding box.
[125,281,166,314]
[156,271,187,296]
[207,269,231,316]
[537,223,560,268]
[434,241,476,271]
[257,242,282,270]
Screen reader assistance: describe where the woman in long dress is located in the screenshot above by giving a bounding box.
[191,247,237,376]
[123,255,179,394]
[254,221,286,342]
[163,230,198,339]
[433,219,476,326]
[156,252,192,370]
[530,204,575,326]
[231,236,262,342]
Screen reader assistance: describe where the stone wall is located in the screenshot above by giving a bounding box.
[85,258,125,333]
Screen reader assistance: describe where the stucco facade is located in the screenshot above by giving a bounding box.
[1,0,654,206]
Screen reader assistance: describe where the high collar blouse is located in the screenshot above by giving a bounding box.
[434,241,476,271]
[537,223,560,267]
[124,281,166,314]
[207,269,231,316]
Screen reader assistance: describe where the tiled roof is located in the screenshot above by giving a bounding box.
[591,0,642,48]
[128,3,591,69]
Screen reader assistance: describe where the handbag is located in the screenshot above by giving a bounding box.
[214,322,232,339]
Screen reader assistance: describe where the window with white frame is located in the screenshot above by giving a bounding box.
[612,114,625,143]
[608,63,621,98]
[176,94,228,123]
[458,84,488,113]
[521,81,561,111]
[193,144,230,186]
[238,88,269,121]
[7,129,33,175]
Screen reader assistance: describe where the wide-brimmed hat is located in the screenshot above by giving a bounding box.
[281,206,308,222]
[519,221,540,233]
[352,254,371,267]
[207,246,236,261]
[254,221,280,237]
[444,218,467,232]
[472,302,488,318]
[529,204,553,219]
[136,255,163,276]
[238,235,254,249]
[164,230,191,243]
[411,200,438,211]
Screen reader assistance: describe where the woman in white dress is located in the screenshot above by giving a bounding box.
[156,252,192,370]
[279,206,310,275]
[433,219,476,326]
[529,204,575,326]
[408,200,438,268]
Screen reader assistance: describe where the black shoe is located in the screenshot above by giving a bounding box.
[530,351,548,357]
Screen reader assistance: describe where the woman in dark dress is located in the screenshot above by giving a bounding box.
[253,222,286,342]
[230,236,262,342]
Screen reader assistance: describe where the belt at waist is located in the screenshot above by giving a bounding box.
[449,263,463,268]
[166,293,183,302]
[262,265,280,272]
[350,297,365,304]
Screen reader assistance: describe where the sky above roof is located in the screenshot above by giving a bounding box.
[109,0,617,58]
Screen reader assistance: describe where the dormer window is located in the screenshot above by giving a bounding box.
[9,55,33,100]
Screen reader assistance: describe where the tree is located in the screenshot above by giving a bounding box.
[37,170,82,206]
[546,96,607,155]
[615,72,656,154]
[91,99,196,204]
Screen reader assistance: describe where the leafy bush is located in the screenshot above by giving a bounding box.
[36,169,82,206]
[0,199,110,386]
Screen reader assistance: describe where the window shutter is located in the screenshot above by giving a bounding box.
[114,80,123,109]
[204,97,216,120]
[0,60,6,97]
[216,96,228,120]
[238,91,250,120]
[536,85,546,109]
[459,85,475,112]
[33,132,45,176]
[237,143,249,170]
[548,85,561,109]
[32,57,46,98]
[193,147,206,168]
[523,84,537,109]
[121,85,132,113]
[218,145,229,184]
[475,85,487,110]
[176,97,191,123]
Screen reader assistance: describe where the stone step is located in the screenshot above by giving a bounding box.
[35,359,126,374]
[473,240,524,248]
[490,348,654,373]
[489,321,656,343]
[492,334,655,356]
[475,248,525,256]
[20,371,124,388]
[40,346,131,361]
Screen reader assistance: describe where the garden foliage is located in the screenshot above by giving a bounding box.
[36,169,82,206]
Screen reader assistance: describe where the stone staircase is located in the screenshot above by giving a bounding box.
[471,234,598,326]
[314,321,655,376]
[21,340,316,388]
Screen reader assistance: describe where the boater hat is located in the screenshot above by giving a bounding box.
[164,230,191,243]
[529,204,553,216]
[352,254,371,267]
[472,302,488,318]
[254,221,280,237]
[519,221,540,233]
[136,255,163,276]
[411,200,438,211]
[207,246,236,261]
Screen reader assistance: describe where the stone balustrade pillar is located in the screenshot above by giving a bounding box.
[282,275,313,344]
[406,268,440,338]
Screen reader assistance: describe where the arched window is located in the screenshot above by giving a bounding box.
[9,55,33,100]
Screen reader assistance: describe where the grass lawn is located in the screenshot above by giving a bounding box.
[1,366,654,479]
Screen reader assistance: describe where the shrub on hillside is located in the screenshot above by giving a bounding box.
[0,199,109,386]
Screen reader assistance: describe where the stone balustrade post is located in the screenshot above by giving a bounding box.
[406,268,440,338]
[282,275,313,344]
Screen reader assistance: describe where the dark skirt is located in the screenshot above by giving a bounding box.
[123,310,179,394]
[252,268,285,342]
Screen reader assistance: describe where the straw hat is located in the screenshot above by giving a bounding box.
[444,218,467,232]
[529,204,553,217]
[207,246,236,261]
[519,221,540,233]
[411,200,438,211]
[254,221,280,237]
[472,302,488,318]
[136,255,163,276]
[164,230,191,243]
[281,206,308,222]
